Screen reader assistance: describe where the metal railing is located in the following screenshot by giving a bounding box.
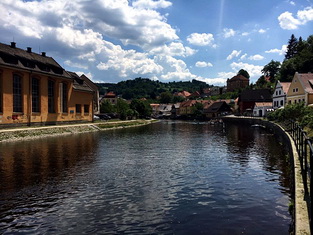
[288,120,312,231]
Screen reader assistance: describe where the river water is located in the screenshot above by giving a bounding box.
[0,121,292,234]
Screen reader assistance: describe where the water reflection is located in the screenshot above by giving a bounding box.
[0,133,99,192]
[0,121,291,234]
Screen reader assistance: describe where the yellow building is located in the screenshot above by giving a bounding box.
[287,72,313,105]
[0,42,95,126]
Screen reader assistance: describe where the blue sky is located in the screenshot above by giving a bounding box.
[0,0,312,85]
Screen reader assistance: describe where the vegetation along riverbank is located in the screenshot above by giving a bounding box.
[0,119,157,143]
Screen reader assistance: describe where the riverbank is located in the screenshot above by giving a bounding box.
[0,119,158,143]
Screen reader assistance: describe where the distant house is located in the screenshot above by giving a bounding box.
[158,104,172,118]
[210,86,226,96]
[102,91,118,105]
[204,101,232,118]
[178,100,210,116]
[253,102,273,117]
[0,42,95,126]
[286,72,313,105]
[227,75,249,92]
[189,91,201,99]
[272,81,291,109]
[238,89,272,114]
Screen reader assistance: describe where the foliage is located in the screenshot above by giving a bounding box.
[267,103,313,129]
[237,69,250,78]
[261,60,281,82]
[100,100,116,113]
[285,34,298,60]
[130,99,152,118]
[160,91,173,104]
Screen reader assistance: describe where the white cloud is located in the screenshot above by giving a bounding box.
[149,42,197,57]
[223,28,236,38]
[132,0,172,9]
[258,29,267,34]
[227,50,241,60]
[64,60,89,69]
[187,33,216,47]
[195,61,213,67]
[278,7,313,30]
[248,54,264,60]
[289,1,296,6]
[76,71,93,80]
[265,45,287,55]
[242,32,250,36]
[240,53,247,60]
[230,62,263,79]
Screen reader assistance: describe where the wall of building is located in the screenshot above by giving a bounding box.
[0,67,93,126]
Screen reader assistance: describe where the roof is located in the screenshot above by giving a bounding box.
[228,74,249,81]
[80,74,99,92]
[280,82,291,94]
[104,91,117,98]
[67,71,93,93]
[204,101,231,113]
[297,73,313,94]
[174,91,191,97]
[239,89,272,102]
[254,102,273,107]
[0,42,71,79]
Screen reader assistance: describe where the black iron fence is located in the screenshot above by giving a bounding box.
[288,120,312,230]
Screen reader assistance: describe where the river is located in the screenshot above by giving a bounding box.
[0,121,292,234]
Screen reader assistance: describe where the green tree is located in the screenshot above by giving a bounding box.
[237,69,250,78]
[285,34,298,60]
[261,60,281,82]
[130,99,152,118]
[160,91,173,104]
[100,100,115,113]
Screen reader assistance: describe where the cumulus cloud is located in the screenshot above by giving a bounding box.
[278,7,313,30]
[248,54,264,60]
[230,62,263,79]
[240,53,248,60]
[195,61,213,67]
[132,0,172,9]
[149,42,197,57]
[265,45,287,55]
[258,29,267,34]
[187,33,216,47]
[227,50,241,60]
[223,28,236,38]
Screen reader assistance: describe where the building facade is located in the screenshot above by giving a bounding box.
[272,81,291,109]
[286,72,313,105]
[0,42,95,126]
[227,75,249,92]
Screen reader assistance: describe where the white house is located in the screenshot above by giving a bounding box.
[272,81,291,109]
[253,102,273,117]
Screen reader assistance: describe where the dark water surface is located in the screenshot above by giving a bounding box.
[0,121,292,234]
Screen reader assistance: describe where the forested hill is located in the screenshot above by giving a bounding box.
[96,78,212,99]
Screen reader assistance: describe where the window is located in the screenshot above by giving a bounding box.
[279,90,281,95]
[13,74,23,112]
[84,105,89,114]
[32,77,40,112]
[280,100,283,106]
[76,104,81,114]
[59,83,68,113]
[48,80,55,113]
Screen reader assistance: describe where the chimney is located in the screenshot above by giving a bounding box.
[10,42,16,48]
[41,52,46,57]
[27,47,32,53]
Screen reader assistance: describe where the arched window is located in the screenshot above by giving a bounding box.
[48,80,55,113]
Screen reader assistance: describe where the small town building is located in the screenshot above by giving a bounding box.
[80,74,100,114]
[0,42,95,126]
[272,81,291,109]
[238,89,272,115]
[101,91,118,105]
[204,101,232,118]
[286,72,313,105]
[253,102,273,117]
[227,75,249,92]
[173,91,191,99]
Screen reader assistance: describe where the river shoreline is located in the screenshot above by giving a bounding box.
[0,119,157,143]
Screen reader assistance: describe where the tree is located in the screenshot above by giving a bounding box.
[285,34,298,60]
[130,99,152,118]
[237,69,250,78]
[159,91,173,104]
[100,100,115,113]
[261,60,281,82]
